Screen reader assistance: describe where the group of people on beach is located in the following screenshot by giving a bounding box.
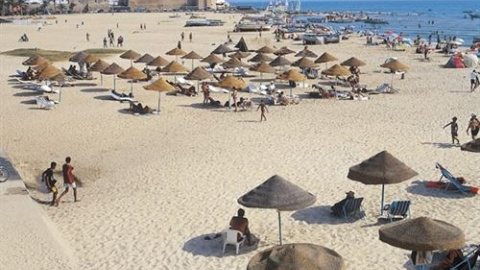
[42,157,78,206]
[443,114,480,145]
[103,29,123,48]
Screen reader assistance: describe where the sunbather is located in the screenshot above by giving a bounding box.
[229,208,254,246]
[331,191,355,217]
[431,249,464,270]
[130,102,152,114]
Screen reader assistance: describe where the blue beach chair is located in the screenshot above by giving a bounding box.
[436,163,470,195]
[383,200,411,222]
[342,197,365,220]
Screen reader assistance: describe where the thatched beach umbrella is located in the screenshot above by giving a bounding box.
[315,52,338,68]
[37,65,61,80]
[380,59,409,90]
[134,53,155,66]
[143,77,176,114]
[295,46,318,58]
[217,75,246,89]
[82,54,99,64]
[101,62,125,91]
[247,243,346,270]
[166,47,187,62]
[69,51,89,63]
[256,45,276,54]
[185,67,213,91]
[229,51,251,59]
[341,57,366,67]
[347,151,418,215]
[270,56,292,70]
[147,56,169,69]
[212,44,234,56]
[460,138,480,152]
[321,64,351,77]
[34,61,51,73]
[50,73,68,102]
[274,46,296,56]
[248,53,273,63]
[89,59,110,85]
[182,51,203,70]
[120,50,141,66]
[235,36,249,52]
[292,57,318,69]
[238,175,316,245]
[250,62,275,85]
[161,61,188,82]
[201,53,224,65]
[22,55,49,66]
[280,69,306,95]
[222,57,249,69]
[379,217,465,251]
[118,66,147,94]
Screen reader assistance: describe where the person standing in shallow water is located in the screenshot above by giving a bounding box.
[443,117,460,145]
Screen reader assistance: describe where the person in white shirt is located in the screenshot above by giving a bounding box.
[470,70,478,92]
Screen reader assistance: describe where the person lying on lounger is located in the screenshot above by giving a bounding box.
[130,102,153,114]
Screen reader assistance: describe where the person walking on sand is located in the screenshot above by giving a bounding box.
[86,32,90,42]
[103,37,108,48]
[189,32,192,42]
[56,157,77,205]
[257,99,268,122]
[181,32,185,41]
[42,162,58,206]
[466,114,480,140]
[443,117,460,145]
[470,70,478,92]
[232,88,238,112]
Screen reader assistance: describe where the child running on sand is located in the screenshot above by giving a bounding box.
[443,117,460,145]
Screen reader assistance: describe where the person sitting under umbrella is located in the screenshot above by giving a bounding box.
[331,191,355,217]
[229,208,254,246]
[430,249,464,270]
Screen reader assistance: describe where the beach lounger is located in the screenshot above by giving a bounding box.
[383,200,411,222]
[435,163,477,195]
[35,96,55,109]
[110,90,136,103]
[451,245,479,270]
[22,84,58,93]
[222,229,245,255]
[176,77,195,86]
[208,85,229,93]
[342,197,365,220]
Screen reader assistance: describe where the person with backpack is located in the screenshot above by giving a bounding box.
[42,162,58,206]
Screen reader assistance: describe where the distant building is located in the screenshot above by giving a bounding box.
[128,0,217,11]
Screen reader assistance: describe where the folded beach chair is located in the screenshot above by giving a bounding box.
[435,163,477,195]
[376,83,392,93]
[383,200,411,222]
[35,96,55,109]
[342,197,365,220]
[110,91,136,103]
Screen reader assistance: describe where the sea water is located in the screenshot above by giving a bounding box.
[230,0,480,44]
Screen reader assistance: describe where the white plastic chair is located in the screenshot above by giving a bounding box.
[222,229,245,255]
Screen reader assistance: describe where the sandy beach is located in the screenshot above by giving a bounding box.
[1,12,480,270]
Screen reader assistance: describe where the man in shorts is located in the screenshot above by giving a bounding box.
[42,162,58,206]
[470,70,478,92]
[56,157,77,205]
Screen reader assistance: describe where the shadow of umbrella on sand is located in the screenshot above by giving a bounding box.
[237,175,316,245]
[347,151,418,215]
[247,243,345,270]
[461,138,480,152]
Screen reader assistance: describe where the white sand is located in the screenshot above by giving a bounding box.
[1,12,480,270]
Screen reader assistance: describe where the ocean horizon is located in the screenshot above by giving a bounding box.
[230,0,480,44]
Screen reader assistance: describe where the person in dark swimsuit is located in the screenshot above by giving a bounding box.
[467,114,480,140]
[443,117,460,144]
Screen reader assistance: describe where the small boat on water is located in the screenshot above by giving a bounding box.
[364,18,389,25]
[185,19,225,27]
[469,13,480,19]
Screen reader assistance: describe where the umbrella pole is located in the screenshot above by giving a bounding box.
[191,59,194,70]
[58,85,62,103]
[260,72,263,86]
[130,81,134,95]
[113,76,116,91]
[391,73,394,92]
[156,91,161,115]
[381,184,385,215]
[101,74,103,85]
[277,210,283,245]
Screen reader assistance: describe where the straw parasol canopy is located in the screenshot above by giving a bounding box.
[82,54,99,64]
[229,51,251,59]
[120,50,141,60]
[161,61,188,73]
[256,45,276,54]
[294,46,318,58]
[347,151,418,214]
[280,69,306,82]
[315,52,338,64]
[222,57,249,69]
[101,63,124,75]
[235,36,249,52]
[379,217,465,251]
[182,51,203,60]
[143,77,176,114]
[134,53,155,64]
[248,53,273,63]
[460,138,480,152]
[270,56,292,67]
[341,57,366,67]
[274,46,296,56]
[212,44,234,55]
[321,64,351,77]
[380,59,409,71]
[185,67,213,81]
[89,59,110,72]
[238,175,316,245]
[250,62,276,74]
[201,54,224,65]
[217,75,246,89]
[147,56,169,67]
[292,57,318,69]
[69,51,89,63]
[22,55,48,66]
[37,65,61,79]
[166,47,186,56]
[247,243,346,270]
[34,61,51,72]
[118,66,147,80]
